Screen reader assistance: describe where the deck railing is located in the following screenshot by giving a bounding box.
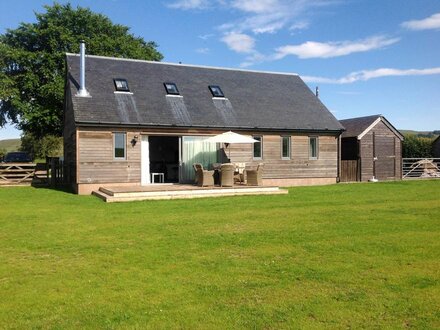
[402,158,440,179]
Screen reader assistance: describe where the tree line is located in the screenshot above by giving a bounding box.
[402,134,438,158]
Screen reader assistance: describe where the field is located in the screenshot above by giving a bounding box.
[0,138,21,152]
[0,180,439,328]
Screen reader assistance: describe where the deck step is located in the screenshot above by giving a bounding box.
[93,185,287,203]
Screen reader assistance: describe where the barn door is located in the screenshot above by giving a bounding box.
[374,134,396,180]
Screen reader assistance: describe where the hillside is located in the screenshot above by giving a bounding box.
[400,130,439,138]
[0,139,21,152]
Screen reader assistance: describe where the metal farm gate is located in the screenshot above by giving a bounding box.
[402,158,440,179]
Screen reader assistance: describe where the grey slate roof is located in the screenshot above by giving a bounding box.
[340,114,403,140]
[339,115,382,138]
[66,54,344,132]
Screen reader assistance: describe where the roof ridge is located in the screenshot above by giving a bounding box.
[339,114,382,122]
[65,53,299,77]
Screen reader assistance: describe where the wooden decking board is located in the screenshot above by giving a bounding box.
[94,184,287,202]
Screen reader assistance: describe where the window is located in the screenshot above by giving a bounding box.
[309,137,318,159]
[208,85,224,98]
[253,136,262,159]
[114,132,126,159]
[164,82,180,95]
[281,136,291,159]
[114,78,129,92]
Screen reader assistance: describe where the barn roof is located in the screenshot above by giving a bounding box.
[65,54,344,132]
[340,115,403,140]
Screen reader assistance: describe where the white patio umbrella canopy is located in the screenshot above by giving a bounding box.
[205,131,258,160]
[205,131,258,144]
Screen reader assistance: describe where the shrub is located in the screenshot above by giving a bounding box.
[402,134,434,158]
[0,148,6,160]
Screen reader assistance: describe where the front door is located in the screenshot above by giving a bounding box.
[141,135,150,185]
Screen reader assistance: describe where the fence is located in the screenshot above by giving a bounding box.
[0,158,69,187]
[402,158,440,179]
[0,163,37,185]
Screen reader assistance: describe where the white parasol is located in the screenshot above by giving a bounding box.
[205,131,258,159]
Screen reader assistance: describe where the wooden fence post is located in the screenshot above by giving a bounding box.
[50,158,56,187]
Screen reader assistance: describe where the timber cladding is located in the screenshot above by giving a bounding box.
[75,128,339,185]
[78,131,141,184]
[219,134,338,179]
[63,88,77,185]
[433,137,440,158]
[360,120,401,181]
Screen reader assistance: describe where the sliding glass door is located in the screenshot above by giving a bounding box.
[180,136,218,182]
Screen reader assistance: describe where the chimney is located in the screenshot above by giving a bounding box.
[76,41,90,97]
[315,86,319,98]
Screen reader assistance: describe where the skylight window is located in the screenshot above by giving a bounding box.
[164,82,180,95]
[114,78,129,92]
[209,85,224,98]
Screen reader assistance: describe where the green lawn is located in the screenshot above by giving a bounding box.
[0,181,439,329]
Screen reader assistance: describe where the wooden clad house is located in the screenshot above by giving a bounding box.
[339,115,404,182]
[64,50,344,194]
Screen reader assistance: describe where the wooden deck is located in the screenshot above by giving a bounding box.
[93,184,288,202]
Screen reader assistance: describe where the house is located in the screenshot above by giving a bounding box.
[339,115,404,182]
[433,136,440,158]
[64,45,344,194]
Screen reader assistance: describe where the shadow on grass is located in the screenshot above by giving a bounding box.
[31,181,75,195]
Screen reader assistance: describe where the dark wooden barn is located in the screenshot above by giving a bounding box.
[339,115,404,182]
[433,136,440,158]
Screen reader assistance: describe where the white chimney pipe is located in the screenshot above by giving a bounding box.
[76,41,90,97]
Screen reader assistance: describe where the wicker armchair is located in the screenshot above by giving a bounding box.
[245,163,264,186]
[220,163,235,187]
[193,163,200,184]
[234,162,246,184]
[194,163,214,187]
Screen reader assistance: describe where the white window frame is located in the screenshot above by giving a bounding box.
[281,136,291,160]
[113,132,127,160]
[253,135,263,160]
[309,136,318,160]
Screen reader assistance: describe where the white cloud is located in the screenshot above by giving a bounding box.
[168,0,335,35]
[198,34,214,40]
[401,12,440,31]
[231,0,280,14]
[167,0,209,10]
[302,67,440,84]
[221,33,255,53]
[195,47,210,54]
[240,52,267,67]
[274,36,399,59]
[289,21,310,32]
[221,0,329,35]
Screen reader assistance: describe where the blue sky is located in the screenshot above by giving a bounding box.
[1,0,439,139]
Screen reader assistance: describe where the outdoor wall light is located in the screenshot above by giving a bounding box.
[131,135,139,147]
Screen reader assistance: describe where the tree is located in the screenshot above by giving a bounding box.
[0,2,163,137]
[20,133,63,159]
[402,134,434,158]
[0,148,6,161]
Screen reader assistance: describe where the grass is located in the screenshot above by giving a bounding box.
[0,180,439,329]
[0,138,21,152]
